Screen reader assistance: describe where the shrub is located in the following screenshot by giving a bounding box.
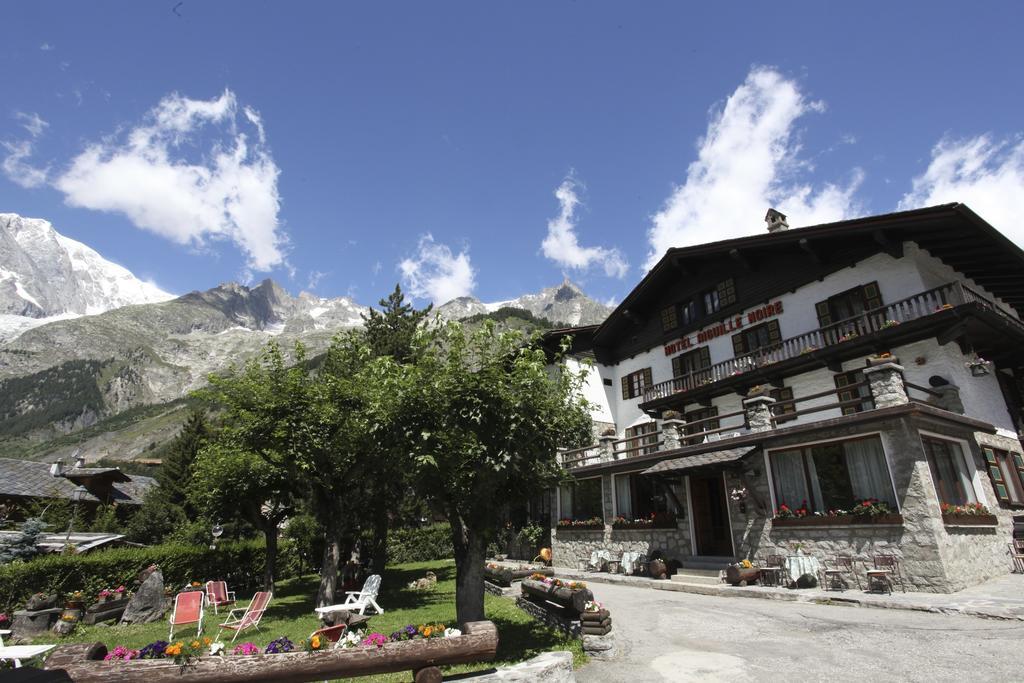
[0,539,299,614]
[386,524,453,564]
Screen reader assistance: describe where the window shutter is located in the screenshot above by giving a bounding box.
[717,278,737,307]
[661,305,678,332]
[699,346,711,369]
[767,320,782,347]
[643,367,653,390]
[834,373,857,416]
[983,448,1011,502]
[671,355,683,378]
[621,376,630,400]
[862,281,883,310]
[1013,452,1024,484]
[732,332,747,356]
[815,300,833,328]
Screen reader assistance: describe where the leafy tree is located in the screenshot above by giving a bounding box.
[404,321,591,623]
[359,284,433,571]
[88,505,120,533]
[190,442,295,591]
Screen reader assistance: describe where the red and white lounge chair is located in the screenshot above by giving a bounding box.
[169,590,205,640]
[340,574,384,615]
[217,591,273,642]
[205,580,236,615]
[308,623,348,650]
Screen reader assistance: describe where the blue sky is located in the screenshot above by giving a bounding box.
[2,1,1023,308]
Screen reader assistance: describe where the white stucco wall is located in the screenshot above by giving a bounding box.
[567,357,614,424]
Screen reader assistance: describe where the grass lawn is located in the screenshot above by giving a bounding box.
[53,559,585,681]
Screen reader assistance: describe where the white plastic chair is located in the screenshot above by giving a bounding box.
[340,574,384,615]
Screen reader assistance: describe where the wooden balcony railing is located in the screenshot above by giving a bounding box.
[643,280,1019,404]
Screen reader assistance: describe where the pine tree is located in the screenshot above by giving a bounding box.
[156,409,209,516]
[360,284,432,363]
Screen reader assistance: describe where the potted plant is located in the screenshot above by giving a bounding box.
[65,590,85,609]
[941,502,997,526]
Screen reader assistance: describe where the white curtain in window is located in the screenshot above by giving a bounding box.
[559,486,573,520]
[843,437,897,506]
[615,475,633,518]
[771,449,809,509]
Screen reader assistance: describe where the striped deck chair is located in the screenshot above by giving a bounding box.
[169,590,205,640]
[217,591,273,642]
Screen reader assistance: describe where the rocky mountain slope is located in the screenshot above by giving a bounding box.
[0,214,611,463]
[0,213,174,342]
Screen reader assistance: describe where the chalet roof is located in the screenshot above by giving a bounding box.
[0,458,155,506]
[642,446,757,475]
[0,530,138,553]
[595,203,1024,347]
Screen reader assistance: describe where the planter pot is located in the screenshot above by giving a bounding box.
[558,524,603,531]
[724,565,759,586]
[772,513,904,528]
[942,513,998,526]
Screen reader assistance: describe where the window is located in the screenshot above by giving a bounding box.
[614,471,679,519]
[770,386,796,425]
[770,435,897,512]
[834,370,873,414]
[732,320,782,356]
[684,406,719,445]
[660,305,678,332]
[815,282,883,327]
[983,447,1024,506]
[922,436,976,506]
[624,422,659,457]
[559,477,603,521]
[671,346,711,378]
[680,299,698,327]
[703,289,720,315]
[621,368,653,400]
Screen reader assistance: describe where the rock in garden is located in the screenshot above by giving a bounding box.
[25,593,57,610]
[121,567,166,624]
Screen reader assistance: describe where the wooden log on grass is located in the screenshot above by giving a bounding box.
[44,621,498,683]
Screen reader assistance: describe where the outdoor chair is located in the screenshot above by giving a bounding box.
[205,580,236,615]
[620,551,645,575]
[340,574,384,616]
[1009,539,1024,573]
[866,555,906,594]
[759,555,788,588]
[819,556,861,591]
[217,591,273,642]
[587,549,610,572]
[169,590,205,640]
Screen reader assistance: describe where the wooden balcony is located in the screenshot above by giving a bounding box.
[641,280,1024,410]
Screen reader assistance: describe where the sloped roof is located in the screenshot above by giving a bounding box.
[0,458,155,506]
[642,446,757,475]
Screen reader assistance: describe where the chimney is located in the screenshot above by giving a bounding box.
[765,208,789,233]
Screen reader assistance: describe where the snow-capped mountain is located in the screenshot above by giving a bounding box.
[0,213,174,341]
[436,279,610,326]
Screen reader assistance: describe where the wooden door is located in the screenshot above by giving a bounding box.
[689,473,733,557]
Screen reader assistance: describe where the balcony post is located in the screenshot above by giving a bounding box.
[863,356,908,408]
[660,411,687,450]
[742,392,777,433]
[556,447,567,467]
[599,432,617,463]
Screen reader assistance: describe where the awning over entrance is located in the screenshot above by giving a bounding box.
[641,446,757,475]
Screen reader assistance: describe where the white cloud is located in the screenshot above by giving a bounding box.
[399,234,476,304]
[541,176,629,278]
[40,42,54,51]
[54,89,286,272]
[899,135,1024,244]
[645,67,862,269]
[2,112,49,188]
[306,270,327,290]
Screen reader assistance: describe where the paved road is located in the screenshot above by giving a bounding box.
[578,581,1024,682]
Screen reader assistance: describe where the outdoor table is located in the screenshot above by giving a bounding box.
[785,554,821,583]
[865,568,893,593]
[0,644,56,668]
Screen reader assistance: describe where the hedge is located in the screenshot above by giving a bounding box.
[386,523,453,564]
[0,539,299,614]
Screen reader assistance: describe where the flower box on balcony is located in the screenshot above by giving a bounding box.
[941,513,998,526]
[772,513,904,528]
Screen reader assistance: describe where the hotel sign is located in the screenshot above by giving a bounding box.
[663,301,784,356]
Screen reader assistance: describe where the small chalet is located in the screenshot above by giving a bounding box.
[549,203,1024,592]
[0,455,155,516]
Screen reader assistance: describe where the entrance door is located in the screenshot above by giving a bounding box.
[689,473,733,557]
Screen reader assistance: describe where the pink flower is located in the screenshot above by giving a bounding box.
[361,633,388,648]
[233,642,260,656]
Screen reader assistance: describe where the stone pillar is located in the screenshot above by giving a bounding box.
[660,418,687,450]
[863,358,908,408]
[742,395,776,433]
[598,433,616,463]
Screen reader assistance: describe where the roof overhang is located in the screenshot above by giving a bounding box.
[642,446,757,475]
